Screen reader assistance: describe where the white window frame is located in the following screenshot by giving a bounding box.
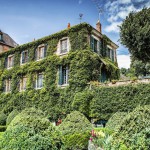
[19,77,27,91]
[35,73,44,89]
[20,50,28,65]
[56,37,70,56]
[7,54,14,69]
[36,44,45,61]
[5,79,11,93]
[107,45,115,61]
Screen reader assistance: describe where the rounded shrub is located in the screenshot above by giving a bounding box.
[0,112,7,125]
[0,107,61,150]
[6,109,19,125]
[113,105,150,149]
[59,111,92,150]
[106,112,127,131]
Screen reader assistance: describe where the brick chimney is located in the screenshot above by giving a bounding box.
[96,20,102,33]
[67,23,70,29]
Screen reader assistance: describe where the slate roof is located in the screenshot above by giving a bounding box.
[0,30,18,48]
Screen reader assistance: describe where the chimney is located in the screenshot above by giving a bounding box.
[96,20,102,33]
[67,23,70,29]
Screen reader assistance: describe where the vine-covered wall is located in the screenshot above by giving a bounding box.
[0,23,120,120]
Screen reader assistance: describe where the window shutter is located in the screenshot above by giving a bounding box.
[12,56,14,67]
[3,80,6,92]
[44,44,47,57]
[99,41,102,56]
[90,36,94,51]
[112,50,114,62]
[22,51,25,63]
[59,66,63,85]
[35,48,37,60]
[4,57,8,68]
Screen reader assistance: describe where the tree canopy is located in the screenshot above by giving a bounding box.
[120,8,150,62]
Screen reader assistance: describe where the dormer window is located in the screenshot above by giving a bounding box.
[36,44,47,61]
[21,50,28,64]
[0,31,3,41]
[7,55,14,69]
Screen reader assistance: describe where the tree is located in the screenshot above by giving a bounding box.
[120,8,150,62]
[131,59,150,77]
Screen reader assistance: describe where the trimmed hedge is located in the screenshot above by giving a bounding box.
[89,83,150,120]
[113,105,150,149]
[6,109,19,125]
[59,111,92,150]
[106,112,127,131]
[0,126,7,132]
[0,112,7,125]
[0,108,61,150]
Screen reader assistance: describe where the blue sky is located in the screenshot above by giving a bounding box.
[0,0,149,68]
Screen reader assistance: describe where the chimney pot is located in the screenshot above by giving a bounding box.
[68,23,70,29]
[96,20,102,33]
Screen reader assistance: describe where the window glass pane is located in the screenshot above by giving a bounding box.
[61,39,67,53]
[37,74,43,88]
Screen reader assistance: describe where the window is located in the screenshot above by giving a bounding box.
[107,48,115,62]
[21,50,28,64]
[7,55,14,68]
[59,65,69,86]
[36,44,47,60]
[90,35,101,54]
[0,34,2,41]
[4,79,11,93]
[35,73,44,89]
[20,77,27,91]
[60,39,68,53]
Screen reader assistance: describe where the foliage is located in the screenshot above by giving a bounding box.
[106,112,127,131]
[0,126,6,132]
[120,8,150,62]
[113,105,150,149]
[90,83,150,120]
[0,107,61,150]
[131,59,150,77]
[0,22,119,121]
[6,109,19,125]
[72,89,93,118]
[0,112,7,125]
[0,132,4,140]
[61,131,90,150]
[59,111,92,150]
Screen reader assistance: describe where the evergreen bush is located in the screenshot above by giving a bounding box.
[106,112,127,131]
[0,107,61,150]
[59,111,92,150]
[6,109,19,125]
[0,112,7,125]
[113,105,150,149]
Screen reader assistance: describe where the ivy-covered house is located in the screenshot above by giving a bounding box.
[0,22,119,118]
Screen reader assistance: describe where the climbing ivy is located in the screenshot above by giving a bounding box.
[0,23,120,120]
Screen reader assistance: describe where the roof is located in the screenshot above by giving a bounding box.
[0,22,118,56]
[0,31,18,48]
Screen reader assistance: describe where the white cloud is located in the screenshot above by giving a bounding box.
[117,55,131,69]
[119,0,131,4]
[79,0,82,4]
[104,21,122,33]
